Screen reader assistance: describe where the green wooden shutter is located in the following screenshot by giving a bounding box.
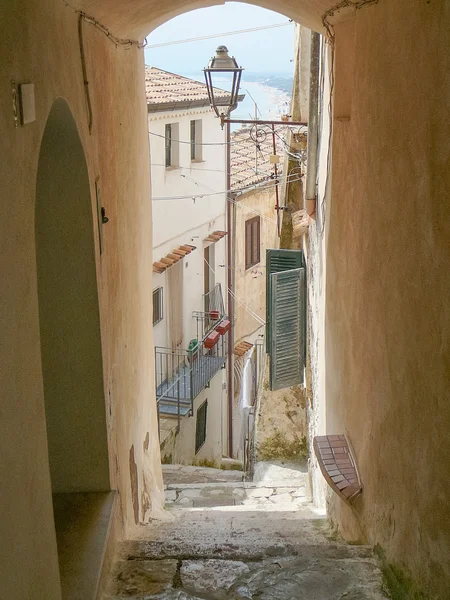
[266,249,305,352]
[269,268,305,391]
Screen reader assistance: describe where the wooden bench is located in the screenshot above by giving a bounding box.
[313,435,362,503]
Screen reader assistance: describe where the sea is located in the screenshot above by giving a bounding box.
[184,71,293,131]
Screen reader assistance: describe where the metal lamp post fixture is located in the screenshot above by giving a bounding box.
[204,45,243,127]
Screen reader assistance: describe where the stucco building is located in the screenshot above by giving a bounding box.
[146,67,230,465]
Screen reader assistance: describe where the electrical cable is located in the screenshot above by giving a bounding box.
[146,21,293,49]
[149,130,254,147]
[62,0,146,48]
[203,257,265,326]
[151,163,226,173]
[151,174,303,201]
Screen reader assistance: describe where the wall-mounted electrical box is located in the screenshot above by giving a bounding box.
[19,83,36,125]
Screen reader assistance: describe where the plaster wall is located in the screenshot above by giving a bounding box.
[323,2,450,596]
[73,0,331,40]
[0,1,164,596]
[234,188,279,344]
[149,108,227,249]
[163,374,226,466]
[149,107,227,463]
[293,24,311,123]
[152,231,227,350]
[303,36,332,511]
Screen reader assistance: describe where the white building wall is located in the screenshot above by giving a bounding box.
[148,105,228,465]
[149,107,227,248]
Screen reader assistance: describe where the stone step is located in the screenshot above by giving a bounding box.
[164,483,309,509]
[106,550,389,600]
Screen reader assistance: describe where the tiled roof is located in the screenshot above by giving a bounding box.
[203,230,228,243]
[230,125,285,191]
[145,67,230,110]
[153,244,196,274]
[234,340,253,357]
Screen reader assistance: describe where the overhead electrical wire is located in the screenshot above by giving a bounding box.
[146,21,293,49]
[151,174,303,201]
[203,256,265,326]
[149,130,254,147]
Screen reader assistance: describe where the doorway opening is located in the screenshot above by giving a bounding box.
[35,98,113,599]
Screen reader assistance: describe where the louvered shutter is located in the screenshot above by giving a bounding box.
[251,217,260,265]
[245,220,252,269]
[269,268,305,390]
[266,249,305,352]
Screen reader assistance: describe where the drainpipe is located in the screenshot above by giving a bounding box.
[226,120,234,457]
[305,32,321,220]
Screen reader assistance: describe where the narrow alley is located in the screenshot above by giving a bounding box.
[105,464,389,599]
[2,1,449,599]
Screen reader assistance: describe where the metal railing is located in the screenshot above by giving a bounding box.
[194,283,226,338]
[155,324,229,437]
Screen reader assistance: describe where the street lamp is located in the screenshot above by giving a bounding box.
[204,46,243,125]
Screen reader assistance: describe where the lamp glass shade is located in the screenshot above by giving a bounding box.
[204,46,243,118]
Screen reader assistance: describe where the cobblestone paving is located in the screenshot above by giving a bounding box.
[105,465,390,600]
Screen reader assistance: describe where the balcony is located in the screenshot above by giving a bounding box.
[155,284,229,434]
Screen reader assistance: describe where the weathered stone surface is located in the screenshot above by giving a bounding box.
[245,488,273,498]
[269,493,293,503]
[292,487,307,497]
[165,490,177,501]
[110,466,388,600]
[180,559,250,594]
[177,497,193,507]
[108,559,177,596]
[272,487,297,494]
[178,489,202,499]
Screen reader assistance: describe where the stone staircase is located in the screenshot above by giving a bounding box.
[104,464,390,600]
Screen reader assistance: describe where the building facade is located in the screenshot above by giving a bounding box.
[1,1,449,598]
[146,67,230,465]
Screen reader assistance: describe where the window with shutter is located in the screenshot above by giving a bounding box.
[190,119,202,161]
[165,124,172,167]
[245,216,260,269]
[266,249,305,352]
[269,268,305,390]
[153,287,163,325]
[195,400,208,453]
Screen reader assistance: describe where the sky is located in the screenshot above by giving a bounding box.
[144,3,295,78]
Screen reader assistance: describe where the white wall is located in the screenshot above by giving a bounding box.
[149,107,227,248]
[149,104,228,463]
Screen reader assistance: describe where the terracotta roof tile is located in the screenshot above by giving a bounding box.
[230,125,286,192]
[145,67,230,108]
[204,230,228,243]
[153,244,196,273]
[234,341,253,357]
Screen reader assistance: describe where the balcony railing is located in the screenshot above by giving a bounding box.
[155,320,229,436]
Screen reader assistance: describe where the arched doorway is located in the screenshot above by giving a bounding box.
[35,98,112,598]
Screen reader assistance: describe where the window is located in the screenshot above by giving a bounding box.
[245,216,260,269]
[195,400,208,453]
[165,123,179,167]
[190,119,202,161]
[165,124,172,167]
[153,287,163,325]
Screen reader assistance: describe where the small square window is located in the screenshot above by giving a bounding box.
[195,400,208,453]
[153,287,163,325]
[245,216,261,269]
